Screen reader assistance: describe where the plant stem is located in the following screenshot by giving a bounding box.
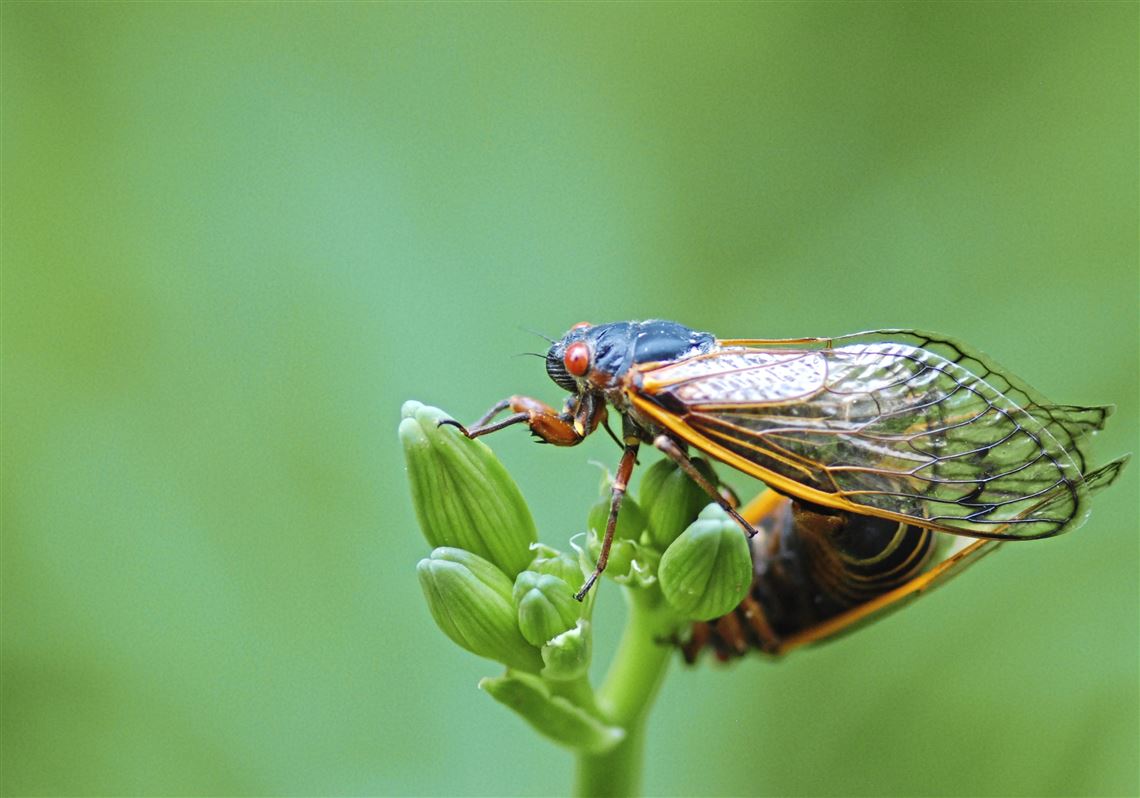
[574,587,678,798]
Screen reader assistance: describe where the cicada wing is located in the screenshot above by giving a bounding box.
[825,330,1116,469]
[719,331,1115,468]
[1082,455,1130,494]
[633,338,1116,540]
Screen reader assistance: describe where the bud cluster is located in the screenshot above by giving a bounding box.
[402,402,589,674]
[401,400,755,750]
[581,458,753,619]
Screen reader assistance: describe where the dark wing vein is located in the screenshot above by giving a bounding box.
[823,331,1112,472]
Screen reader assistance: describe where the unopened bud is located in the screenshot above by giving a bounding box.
[514,571,582,647]
[417,547,542,672]
[659,505,753,621]
[541,620,592,681]
[526,544,586,587]
[582,535,660,589]
[586,494,647,543]
[400,401,536,576]
[639,457,720,549]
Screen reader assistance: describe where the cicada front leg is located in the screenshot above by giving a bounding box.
[440,393,606,446]
[440,392,631,601]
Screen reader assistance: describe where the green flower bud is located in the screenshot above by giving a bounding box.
[659,505,753,621]
[526,544,586,586]
[599,538,635,581]
[581,535,660,589]
[514,571,582,647]
[417,548,542,672]
[540,620,592,681]
[586,494,647,543]
[400,401,537,576]
[639,457,720,549]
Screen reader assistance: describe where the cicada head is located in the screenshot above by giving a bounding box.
[546,320,716,396]
[544,322,593,393]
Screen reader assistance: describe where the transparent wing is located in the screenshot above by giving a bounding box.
[633,335,1124,539]
[718,330,1115,473]
[824,331,1116,474]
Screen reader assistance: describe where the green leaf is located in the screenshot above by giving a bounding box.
[479,671,624,754]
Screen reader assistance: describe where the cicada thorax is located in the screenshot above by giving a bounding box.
[682,498,936,662]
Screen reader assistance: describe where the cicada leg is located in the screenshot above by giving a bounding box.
[574,440,640,601]
[740,487,788,526]
[652,434,760,538]
[440,393,605,446]
[440,392,627,600]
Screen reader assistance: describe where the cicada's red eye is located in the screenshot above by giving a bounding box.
[571,321,591,331]
[564,341,590,377]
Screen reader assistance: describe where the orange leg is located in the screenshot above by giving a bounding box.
[574,441,640,600]
[440,394,605,446]
[652,434,760,538]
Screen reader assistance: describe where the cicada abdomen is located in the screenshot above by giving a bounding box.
[683,495,942,661]
[681,448,1128,660]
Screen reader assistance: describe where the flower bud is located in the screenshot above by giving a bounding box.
[526,544,586,586]
[586,494,647,543]
[514,571,582,647]
[581,535,660,589]
[417,547,542,672]
[400,401,537,576]
[659,505,753,621]
[639,457,720,549]
[540,620,592,681]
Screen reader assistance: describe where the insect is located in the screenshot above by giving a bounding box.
[443,320,1127,654]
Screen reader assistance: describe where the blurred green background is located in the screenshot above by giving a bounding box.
[3,3,1136,796]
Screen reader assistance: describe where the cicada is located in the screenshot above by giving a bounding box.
[444,320,1127,656]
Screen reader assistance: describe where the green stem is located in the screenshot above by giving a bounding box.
[549,673,602,718]
[574,587,678,798]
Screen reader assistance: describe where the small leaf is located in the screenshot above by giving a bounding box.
[541,620,593,681]
[480,671,624,754]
